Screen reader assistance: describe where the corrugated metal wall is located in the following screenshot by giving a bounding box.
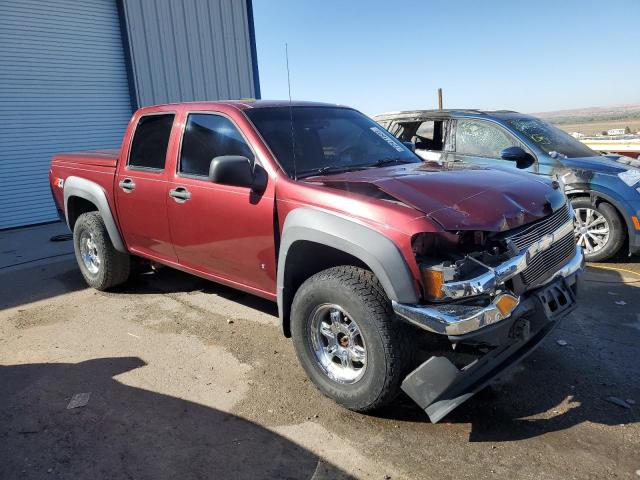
[0,0,133,229]
[121,0,260,107]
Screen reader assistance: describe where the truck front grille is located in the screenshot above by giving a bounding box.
[520,232,576,286]
[506,203,571,251]
[500,203,576,289]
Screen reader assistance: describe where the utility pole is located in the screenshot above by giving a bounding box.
[437,88,443,110]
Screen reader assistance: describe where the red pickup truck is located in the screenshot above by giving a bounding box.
[50,100,583,422]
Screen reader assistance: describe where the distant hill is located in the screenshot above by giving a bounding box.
[531,104,640,135]
[532,104,640,125]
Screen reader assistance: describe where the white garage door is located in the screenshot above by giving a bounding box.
[0,0,133,229]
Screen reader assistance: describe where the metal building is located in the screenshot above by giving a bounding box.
[0,0,260,230]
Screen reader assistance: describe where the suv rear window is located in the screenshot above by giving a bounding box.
[128,114,175,170]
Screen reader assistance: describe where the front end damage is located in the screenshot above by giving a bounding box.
[393,202,584,423]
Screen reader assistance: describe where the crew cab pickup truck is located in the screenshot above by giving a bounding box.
[50,101,584,422]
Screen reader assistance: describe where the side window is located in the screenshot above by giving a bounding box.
[128,114,175,170]
[413,120,444,152]
[180,114,254,177]
[455,120,517,158]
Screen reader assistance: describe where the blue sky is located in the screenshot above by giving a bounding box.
[252,0,640,115]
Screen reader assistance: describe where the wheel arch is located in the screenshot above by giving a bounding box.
[277,208,419,337]
[64,176,126,252]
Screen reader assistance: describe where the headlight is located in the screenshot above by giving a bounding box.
[618,169,640,187]
[412,231,509,302]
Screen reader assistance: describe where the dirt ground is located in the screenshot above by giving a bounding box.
[1,224,639,479]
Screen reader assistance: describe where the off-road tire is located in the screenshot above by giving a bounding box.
[290,266,411,412]
[571,197,624,262]
[73,212,130,290]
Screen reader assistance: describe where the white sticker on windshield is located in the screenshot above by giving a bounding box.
[370,126,404,152]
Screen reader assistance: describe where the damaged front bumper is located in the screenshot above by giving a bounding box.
[392,246,584,423]
[392,245,584,336]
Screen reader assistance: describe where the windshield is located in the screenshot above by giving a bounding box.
[244,106,419,177]
[507,117,597,158]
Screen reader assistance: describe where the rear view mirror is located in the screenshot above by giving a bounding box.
[208,156,267,193]
[500,146,535,169]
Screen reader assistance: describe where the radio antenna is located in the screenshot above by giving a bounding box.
[285,43,298,180]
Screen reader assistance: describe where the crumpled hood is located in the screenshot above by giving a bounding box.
[560,155,640,175]
[305,162,565,231]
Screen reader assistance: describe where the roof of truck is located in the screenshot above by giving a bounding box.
[138,99,344,112]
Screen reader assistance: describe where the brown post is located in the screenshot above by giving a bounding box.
[437,88,443,110]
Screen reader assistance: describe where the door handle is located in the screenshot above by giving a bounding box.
[169,187,191,202]
[118,178,136,192]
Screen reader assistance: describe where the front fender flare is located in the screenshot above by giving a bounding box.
[277,208,419,332]
[63,176,126,252]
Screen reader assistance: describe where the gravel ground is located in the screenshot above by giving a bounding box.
[1,228,639,479]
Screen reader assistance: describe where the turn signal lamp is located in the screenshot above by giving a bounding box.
[495,293,519,317]
[420,267,444,300]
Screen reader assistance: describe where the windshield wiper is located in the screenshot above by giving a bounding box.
[297,158,413,179]
[371,157,413,167]
[297,164,369,178]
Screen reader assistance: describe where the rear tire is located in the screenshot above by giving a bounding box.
[571,197,624,262]
[290,266,411,412]
[73,212,130,290]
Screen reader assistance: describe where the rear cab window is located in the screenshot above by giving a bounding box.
[179,113,254,178]
[128,113,175,171]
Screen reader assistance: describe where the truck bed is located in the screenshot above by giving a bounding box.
[52,149,120,169]
[49,149,120,221]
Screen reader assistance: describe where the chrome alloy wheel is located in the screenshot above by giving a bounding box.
[79,230,101,274]
[573,207,610,255]
[310,304,367,384]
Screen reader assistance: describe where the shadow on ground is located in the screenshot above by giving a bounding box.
[113,266,279,316]
[0,357,350,479]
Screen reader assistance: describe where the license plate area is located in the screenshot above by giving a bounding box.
[535,279,576,319]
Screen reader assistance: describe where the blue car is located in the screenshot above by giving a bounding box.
[374,110,640,261]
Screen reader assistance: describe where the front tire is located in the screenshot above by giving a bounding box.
[571,198,624,262]
[73,212,130,290]
[290,266,410,412]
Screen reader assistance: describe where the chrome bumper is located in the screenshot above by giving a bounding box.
[392,245,584,336]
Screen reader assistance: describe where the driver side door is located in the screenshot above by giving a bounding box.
[453,119,538,174]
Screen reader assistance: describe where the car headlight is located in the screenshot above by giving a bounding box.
[618,169,640,187]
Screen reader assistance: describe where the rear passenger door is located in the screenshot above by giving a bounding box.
[166,112,276,296]
[453,119,537,174]
[115,112,178,262]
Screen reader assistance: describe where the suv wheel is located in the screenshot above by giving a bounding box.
[290,266,410,412]
[73,212,130,290]
[571,198,624,262]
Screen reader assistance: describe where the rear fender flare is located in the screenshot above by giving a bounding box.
[277,208,419,332]
[63,176,126,252]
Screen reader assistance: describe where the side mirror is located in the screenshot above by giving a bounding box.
[500,146,535,169]
[208,156,267,193]
[402,141,416,152]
